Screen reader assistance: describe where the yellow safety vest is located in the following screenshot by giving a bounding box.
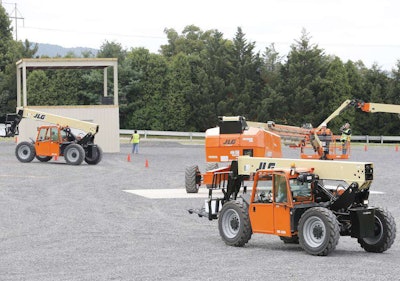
[340,129,351,142]
[131,133,140,144]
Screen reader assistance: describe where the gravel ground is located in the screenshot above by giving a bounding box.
[0,139,399,281]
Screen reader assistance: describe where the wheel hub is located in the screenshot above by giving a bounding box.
[313,225,323,239]
[230,217,239,230]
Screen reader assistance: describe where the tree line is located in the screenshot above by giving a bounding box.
[1,6,400,136]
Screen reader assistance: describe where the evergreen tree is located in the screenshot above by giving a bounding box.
[278,29,328,127]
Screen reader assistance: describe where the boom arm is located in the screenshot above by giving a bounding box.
[356,101,400,114]
[237,156,373,189]
[317,100,353,130]
[1,107,99,137]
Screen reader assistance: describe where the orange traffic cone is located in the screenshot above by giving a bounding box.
[396,144,399,152]
[145,159,149,168]
[127,154,131,162]
[364,144,368,151]
[54,155,58,161]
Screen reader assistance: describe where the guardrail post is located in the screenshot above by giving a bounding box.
[366,135,369,144]
[190,132,192,141]
[381,136,383,144]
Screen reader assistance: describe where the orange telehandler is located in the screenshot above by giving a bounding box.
[0,107,102,165]
[188,155,396,256]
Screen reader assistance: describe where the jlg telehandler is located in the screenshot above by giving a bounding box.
[188,156,396,256]
[1,107,102,165]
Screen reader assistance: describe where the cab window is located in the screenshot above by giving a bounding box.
[38,128,49,141]
[274,174,287,203]
[253,174,272,203]
[50,127,59,141]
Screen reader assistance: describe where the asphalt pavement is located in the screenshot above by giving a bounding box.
[0,139,399,281]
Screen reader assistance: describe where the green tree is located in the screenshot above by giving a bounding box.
[278,29,328,126]
[122,48,169,130]
[222,27,263,120]
[318,57,351,131]
[357,64,394,135]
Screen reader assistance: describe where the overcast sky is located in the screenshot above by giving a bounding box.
[3,0,400,71]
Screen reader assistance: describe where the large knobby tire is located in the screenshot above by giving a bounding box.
[64,144,85,165]
[298,207,340,256]
[218,201,252,247]
[185,165,201,193]
[85,146,103,165]
[15,141,36,163]
[358,207,396,253]
[36,155,53,162]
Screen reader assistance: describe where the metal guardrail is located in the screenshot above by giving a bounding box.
[120,129,400,143]
[120,129,205,140]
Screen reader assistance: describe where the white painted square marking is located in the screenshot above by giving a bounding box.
[123,188,225,199]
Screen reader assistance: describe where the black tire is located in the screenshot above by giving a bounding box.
[15,141,36,163]
[185,165,201,193]
[206,162,219,188]
[64,144,85,165]
[85,146,103,165]
[298,207,340,256]
[36,155,53,162]
[358,207,396,253]
[280,235,299,244]
[218,201,252,247]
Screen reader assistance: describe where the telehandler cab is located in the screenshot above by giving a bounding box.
[188,156,396,256]
[1,107,102,165]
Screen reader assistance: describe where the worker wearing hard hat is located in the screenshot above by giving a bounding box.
[316,123,333,159]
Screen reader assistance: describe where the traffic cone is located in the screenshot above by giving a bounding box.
[54,155,58,161]
[396,144,399,152]
[145,159,149,168]
[127,154,131,162]
[15,136,18,143]
[364,144,368,151]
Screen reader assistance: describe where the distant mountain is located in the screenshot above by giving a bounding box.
[34,43,99,58]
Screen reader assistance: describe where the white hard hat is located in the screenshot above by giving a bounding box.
[321,122,327,127]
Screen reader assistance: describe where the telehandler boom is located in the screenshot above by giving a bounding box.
[0,107,102,165]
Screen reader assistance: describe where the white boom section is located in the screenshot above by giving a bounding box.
[237,156,373,190]
[317,99,352,129]
[362,102,400,114]
[19,107,99,135]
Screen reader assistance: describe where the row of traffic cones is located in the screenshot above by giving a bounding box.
[127,154,149,167]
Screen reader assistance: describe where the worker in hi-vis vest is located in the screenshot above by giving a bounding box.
[130,130,140,154]
[340,122,352,154]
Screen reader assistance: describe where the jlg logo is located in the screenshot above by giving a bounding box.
[223,139,236,145]
[33,113,46,120]
[258,162,276,170]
